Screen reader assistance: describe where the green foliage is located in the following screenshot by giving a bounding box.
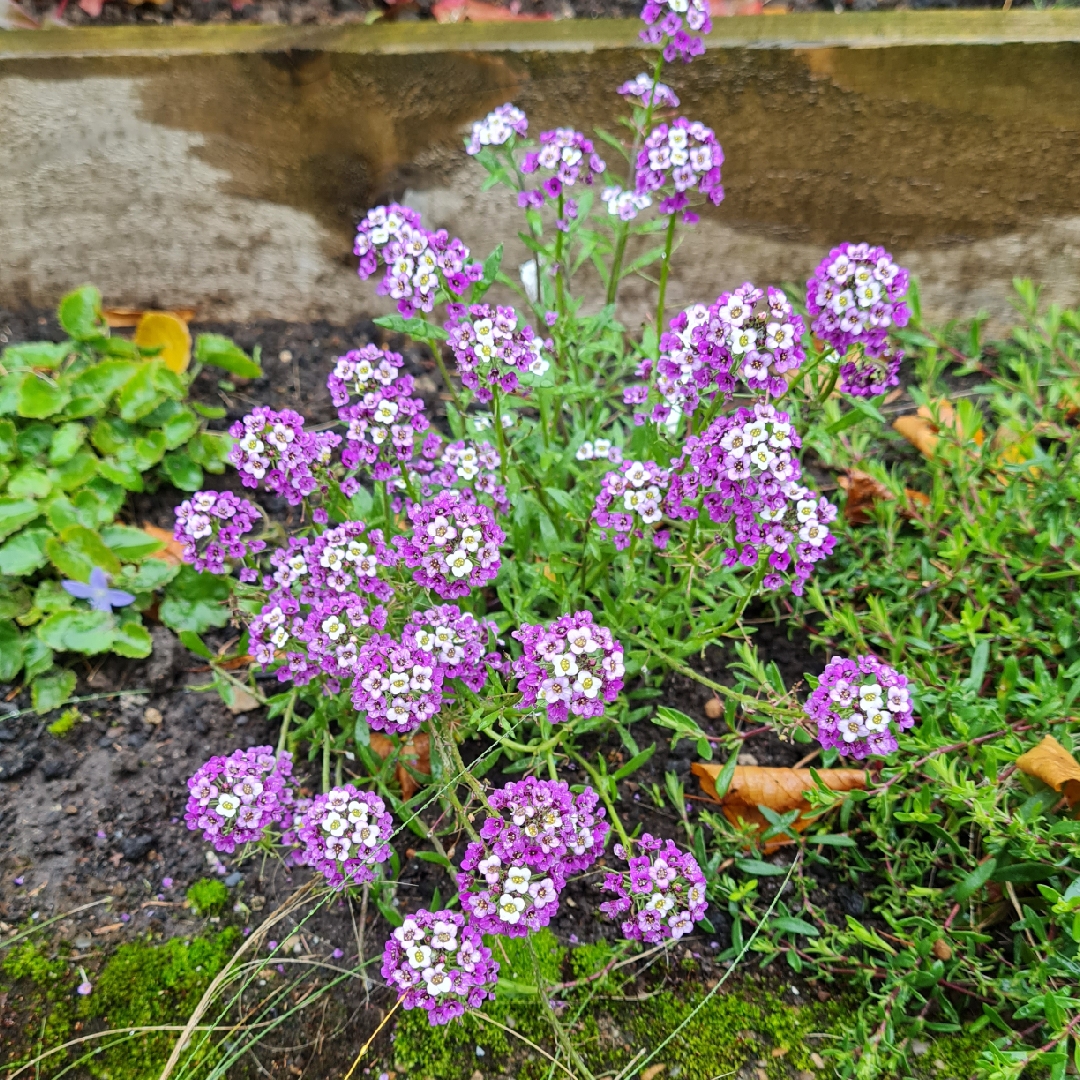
[46,706,80,736]
[185,877,230,916]
[0,285,254,711]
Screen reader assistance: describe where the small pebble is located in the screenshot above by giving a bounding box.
[279,349,293,363]
[224,872,243,888]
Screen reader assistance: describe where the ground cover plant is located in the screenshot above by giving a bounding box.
[0,292,262,713]
[3,6,1080,1080]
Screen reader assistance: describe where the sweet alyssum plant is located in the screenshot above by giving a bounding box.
[170,0,922,1054]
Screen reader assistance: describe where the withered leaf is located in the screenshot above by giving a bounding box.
[1016,735,1080,808]
[692,763,866,851]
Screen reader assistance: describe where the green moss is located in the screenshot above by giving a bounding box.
[47,707,81,737]
[186,877,230,917]
[79,928,241,1080]
[0,929,240,1080]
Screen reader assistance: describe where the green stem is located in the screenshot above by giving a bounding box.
[322,729,332,794]
[428,336,463,413]
[379,480,394,535]
[528,939,597,1080]
[555,193,566,318]
[276,688,297,755]
[569,749,632,851]
[436,720,495,814]
[492,388,509,483]
[432,727,481,841]
[816,362,840,405]
[654,212,678,337]
[606,224,629,307]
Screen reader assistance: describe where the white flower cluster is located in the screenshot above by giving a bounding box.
[829,679,910,745]
[575,438,624,464]
[474,855,559,926]
[318,789,384,863]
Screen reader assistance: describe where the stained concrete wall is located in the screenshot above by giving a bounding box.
[2,13,1079,330]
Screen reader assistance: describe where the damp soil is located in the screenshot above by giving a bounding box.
[21,0,1031,34]
[0,309,881,1075]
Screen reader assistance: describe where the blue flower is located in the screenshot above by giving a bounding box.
[61,567,135,613]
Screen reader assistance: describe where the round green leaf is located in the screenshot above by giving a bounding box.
[112,619,152,659]
[160,451,203,491]
[17,372,70,419]
[101,524,164,562]
[31,668,77,714]
[0,527,52,576]
[37,609,115,655]
[0,497,42,542]
[45,525,122,580]
[0,620,24,682]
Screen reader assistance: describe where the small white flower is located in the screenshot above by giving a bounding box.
[498,893,526,924]
[407,944,433,970]
[505,865,532,894]
[323,812,348,837]
[576,441,595,461]
[216,793,241,818]
[447,550,474,578]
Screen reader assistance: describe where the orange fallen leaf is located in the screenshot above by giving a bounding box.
[432,0,551,20]
[134,312,192,374]
[692,763,866,852]
[837,469,929,525]
[142,523,185,566]
[893,400,984,458]
[709,0,761,13]
[104,307,196,328]
[1016,735,1080,808]
[370,733,431,798]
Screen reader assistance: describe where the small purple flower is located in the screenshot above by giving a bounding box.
[466,104,528,156]
[804,654,916,759]
[457,842,563,939]
[444,303,551,404]
[512,611,624,724]
[228,407,340,508]
[295,785,393,890]
[184,747,296,855]
[519,128,606,209]
[599,834,708,944]
[636,119,723,215]
[393,489,504,599]
[806,243,910,397]
[174,491,264,575]
[161,877,173,890]
[402,604,503,693]
[639,0,710,62]
[591,460,670,550]
[601,186,653,222]
[328,344,405,409]
[61,567,135,613]
[77,969,92,996]
[395,437,509,517]
[354,204,482,319]
[350,633,445,736]
[617,73,680,109]
[381,909,498,1025]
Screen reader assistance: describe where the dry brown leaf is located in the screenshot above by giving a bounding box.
[837,470,929,525]
[142,523,185,566]
[370,733,431,798]
[692,763,866,851]
[227,687,261,715]
[1016,735,1080,808]
[641,1066,667,1080]
[893,401,984,458]
[104,307,196,328]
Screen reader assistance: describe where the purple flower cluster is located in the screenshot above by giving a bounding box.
[520,129,606,210]
[666,403,837,595]
[512,611,625,724]
[701,284,806,398]
[601,186,653,222]
[174,490,264,575]
[350,633,445,735]
[640,0,711,63]
[353,204,483,318]
[466,103,528,156]
[637,119,723,217]
[396,437,509,516]
[617,72,680,109]
[338,378,430,483]
[295,785,393,889]
[327,344,404,409]
[228,407,340,507]
[806,243,910,397]
[403,603,502,693]
[185,747,295,855]
[592,459,672,550]
[445,303,551,403]
[394,490,504,599]
[485,777,609,875]
[599,834,708,943]
[457,843,562,938]
[382,910,498,1025]
[804,654,915,759]
[575,438,624,465]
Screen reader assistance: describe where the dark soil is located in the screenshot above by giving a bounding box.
[0,308,860,1075]
[18,0,1032,35]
